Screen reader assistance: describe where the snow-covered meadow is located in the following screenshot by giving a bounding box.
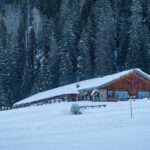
[0,99,150,150]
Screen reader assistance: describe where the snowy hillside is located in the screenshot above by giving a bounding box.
[0,99,150,150]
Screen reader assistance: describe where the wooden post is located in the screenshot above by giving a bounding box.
[129,97,133,119]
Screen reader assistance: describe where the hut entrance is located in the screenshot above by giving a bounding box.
[91,89,107,102]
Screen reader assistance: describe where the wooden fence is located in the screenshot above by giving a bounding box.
[0,99,68,112]
[0,106,12,111]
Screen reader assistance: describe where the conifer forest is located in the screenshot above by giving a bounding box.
[0,0,150,106]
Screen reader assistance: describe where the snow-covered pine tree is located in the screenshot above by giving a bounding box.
[59,0,79,86]
[141,25,150,74]
[0,17,7,106]
[77,28,92,80]
[33,19,60,92]
[21,27,36,99]
[13,9,27,101]
[93,0,116,76]
[48,27,60,89]
[0,17,13,106]
[112,1,131,72]
[33,18,53,92]
[126,0,143,69]
[142,0,150,29]
[6,33,22,105]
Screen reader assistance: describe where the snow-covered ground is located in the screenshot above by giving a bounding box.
[0,99,150,150]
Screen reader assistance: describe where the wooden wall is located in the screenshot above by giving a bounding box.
[101,73,150,96]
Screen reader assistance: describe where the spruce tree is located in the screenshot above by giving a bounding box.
[0,17,13,106]
[0,17,7,106]
[21,27,36,98]
[93,0,116,76]
[59,0,78,86]
[77,28,92,80]
[141,25,150,74]
[126,0,143,69]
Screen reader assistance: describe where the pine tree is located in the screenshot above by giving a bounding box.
[11,8,27,102]
[32,18,52,92]
[0,17,13,106]
[0,17,7,106]
[59,0,78,86]
[141,25,150,74]
[21,27,36,98]
[126,0,143,69]
[93,0,116,76]
[7,33,21,105]
[33,19,60,92]
[48,29,60,88]
[142,0,150,29]
[77,28,92,80]
[112,1,131,72]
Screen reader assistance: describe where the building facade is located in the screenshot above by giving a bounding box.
[80,70,150,102]
[14,68,150,107]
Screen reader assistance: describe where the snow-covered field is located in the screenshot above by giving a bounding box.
[0,99,150,150]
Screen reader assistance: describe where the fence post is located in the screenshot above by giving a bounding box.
[129,97,133,119]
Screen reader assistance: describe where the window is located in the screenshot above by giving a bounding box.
[93,92,100,101]
[108,91,114,98]
[138,91,150,99]
[115,91,129,101]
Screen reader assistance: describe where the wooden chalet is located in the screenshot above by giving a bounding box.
[80,69,150,102]
[13,68,150,107]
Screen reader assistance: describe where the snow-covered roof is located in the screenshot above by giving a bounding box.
[15,86,79,105]
[72,68,150,92]
[14,68,150,105]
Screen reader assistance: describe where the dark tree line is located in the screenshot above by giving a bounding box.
[0,0,150,106]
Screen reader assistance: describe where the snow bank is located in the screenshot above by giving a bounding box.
[1,99,150,150]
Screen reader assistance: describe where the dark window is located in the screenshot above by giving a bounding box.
[138,91,150,99]
[108,91,114,98]
[115,91,129,101]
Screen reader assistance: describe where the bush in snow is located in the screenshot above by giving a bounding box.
[71,104,82,115]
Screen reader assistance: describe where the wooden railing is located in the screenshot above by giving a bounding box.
[78,104,107,109]
[0,99,68,112]
[0,100,108,112]
[0,106,12,111]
